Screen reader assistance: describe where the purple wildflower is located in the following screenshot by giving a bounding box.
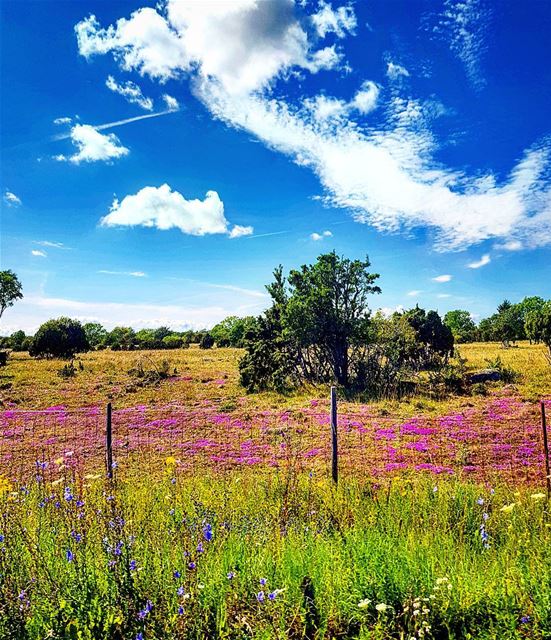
[66,549,73,562]
[257,591,265,602]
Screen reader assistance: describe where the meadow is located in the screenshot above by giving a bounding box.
[0,342,550,639]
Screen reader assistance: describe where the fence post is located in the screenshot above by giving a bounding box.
[106,402,113,480]
[541,401,551,499]
[330,386,338,485]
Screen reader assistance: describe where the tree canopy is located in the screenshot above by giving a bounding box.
[29,317,89,359]
[0,270,23,319]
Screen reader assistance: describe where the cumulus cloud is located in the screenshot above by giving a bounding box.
[75,0,551,251]
[386,61,410,80]
[106,75,153,110]
[163,94,179,110]
[467,253,490,268]
[228,225,254,238]
[31,250,47,257]
[306,80,379,122]
[310,230,332,240]
[100,184,252,237]
[56,124,129,164]
[432,274,452,282]
[3,190,22,206]
[311,1,356,38]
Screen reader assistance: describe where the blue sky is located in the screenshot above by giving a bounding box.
[1,0,550,333]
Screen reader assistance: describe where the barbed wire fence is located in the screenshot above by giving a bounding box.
[1,394,549,491]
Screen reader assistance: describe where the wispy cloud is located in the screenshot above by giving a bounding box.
[467,254,491,268]
[432,274,452,282]
[4,190,22,206]
[33,240,66,249]
[75,1,551,252]
[98,270,147,277]
[106,75,153,111]
[407,290,422,296]
[494,240,523,252]
[53,110,177,141]
[31,250,47,257]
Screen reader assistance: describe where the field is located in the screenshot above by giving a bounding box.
[0,343,550,639]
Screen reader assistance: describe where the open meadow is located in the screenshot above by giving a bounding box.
[0,343,550,639]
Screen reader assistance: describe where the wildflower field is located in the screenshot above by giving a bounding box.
[0,343,550,639]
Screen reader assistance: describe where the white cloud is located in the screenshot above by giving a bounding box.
[494,239,523,251]
[386,61,410,80]
[407,290,422,296]
[57,124,129,164]
[306,81,379,122]
[4,190,22,206]
[431,0,490,90]
[2,294,268,333]
[163,94,179,110]
[432,274,452,282]
[75,0,551,252]
[311,1,356,38]
[76,2,345,96]
[98,270,147,277]
[228,224,254,238]
[53,116,72,125]
[467,253,491,269]
[106,75,154,110]
[310,229,332,240]
[437,293,451,298]
[31,250,47,257]
[34,240,65,248]
[100,184,252,237]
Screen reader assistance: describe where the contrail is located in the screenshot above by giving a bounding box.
[243,230,291,239]
[53,109,178,140]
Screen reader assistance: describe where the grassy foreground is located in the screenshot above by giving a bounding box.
[1,472,550,639]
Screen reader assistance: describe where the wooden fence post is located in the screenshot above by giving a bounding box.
[106,402,113,480]
[541,401,551,499]
[330,386,338,485]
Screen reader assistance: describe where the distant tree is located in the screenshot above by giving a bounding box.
[211,316,257,347]
[153,327,172,343]
[199,333,215,349]
[519,296,545,342]
[497,299,513,313]
[0,270,23,319]
[478,316,498,342]
[444,310,476,343]
[135,329,157,350]
[9,330,27,351]
[105,326,136,351]
[29,317,89,359]
[162,334,184,349]
[83,322,107,349]
[493,304,524,346]
[403,306,454,366]
[525,301,551,356]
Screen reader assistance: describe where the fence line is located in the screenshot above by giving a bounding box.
[1,396,549,487]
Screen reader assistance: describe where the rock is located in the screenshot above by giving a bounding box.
[466,369,501,384]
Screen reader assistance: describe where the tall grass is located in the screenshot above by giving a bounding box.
[1,471,549,639]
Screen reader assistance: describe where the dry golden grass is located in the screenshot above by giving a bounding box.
[0,341,549,412]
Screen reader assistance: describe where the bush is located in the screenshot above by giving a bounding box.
[199,333,215,349]
[29,317,89,359]
[162,335,183,349]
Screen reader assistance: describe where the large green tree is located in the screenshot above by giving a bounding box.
[240,253,381,390]
[0,270,23,319]
[444,309,476,343]
[29,317,89,359]
[525,301,551,356]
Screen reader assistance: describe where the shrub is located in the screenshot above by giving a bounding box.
[199,333,215,349]
[29,317,89,359]
[162,335,183,349]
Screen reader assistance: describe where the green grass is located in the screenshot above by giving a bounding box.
[1,473,550,639]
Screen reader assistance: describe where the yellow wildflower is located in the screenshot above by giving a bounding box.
[165,456,177,466]
[500,502,516,513]
[530,493,546,501]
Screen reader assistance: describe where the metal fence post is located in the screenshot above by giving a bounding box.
[541,400,551,499]
[331,386,338,485]
[106,402,113,480]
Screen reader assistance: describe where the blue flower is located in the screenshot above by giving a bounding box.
[129,559,137,571]
[477,497,484,506]
[227,571,236,580]
[66,549,73,562]
[256,591,265,602]
[197,542,204,553]
[203,523,213,542]
[259,578,267,586]
[520,615,531,624]
[177,586,185,596]
[188,561,196,570]
[136,633,143,640]
[268,591,277,601]
[0,534,4,543]
[178,605,184,615]
[173,570,181,579]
